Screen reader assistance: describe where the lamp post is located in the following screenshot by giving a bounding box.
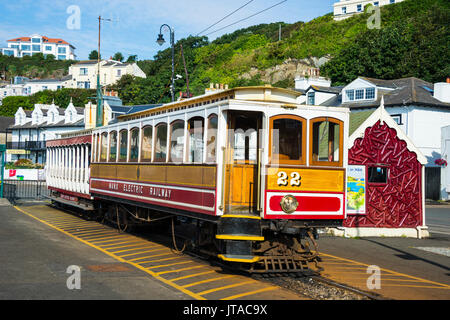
[157,24,175,102]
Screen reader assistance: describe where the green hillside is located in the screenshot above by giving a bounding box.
[1,0,448,111]
[111,0,449,105]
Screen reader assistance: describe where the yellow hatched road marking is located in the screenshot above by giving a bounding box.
[44,218,80,224]
[82,233,122,240]
[221,286,279,300]
[110,245,161,254]
[86,235,126,243]
[147,261,194,269]
[119,248,169,258]
[72,229,113,236]
[136,253,176,263]
[50,221,94,227]
[197,280,256,296]
[321,253,450,289]
[63,226,103,232]
[139,256,183,264]
[89,236,128,244]
[171,271,216,282]
[101,241,151,249]
[14,206,206,300]
[126,249,171,261]
[182,275,236,288]
[156,265,207,276]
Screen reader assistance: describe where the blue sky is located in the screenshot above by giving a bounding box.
[0,0,336,60]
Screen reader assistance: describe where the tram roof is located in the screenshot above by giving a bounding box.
[118,85,303,121]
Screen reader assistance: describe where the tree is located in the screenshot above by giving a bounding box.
[89,50,100,60]
[113,52,124,62]
[126,55,137,63]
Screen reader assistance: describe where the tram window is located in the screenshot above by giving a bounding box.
[100,133,108,162]
[119,130,128,162]
[206,115,218,163]
[109,131,117,162]
[141,126,153,162]
[270,115,306,164]
[129,128,139,162]
[96,134,100,162]
[311,118,342,165]
[233,115,257,163]
[154,123,167,162]
[170,120,185,163]
[188,117,204,163]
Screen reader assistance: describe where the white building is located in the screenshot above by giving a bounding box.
[1,34,76,60]
[441,125,450,200]
[24,78,67,95]
[333,0,404,21]
[308,76,450,199]
[8,102,85,164]
[65,59,146,89]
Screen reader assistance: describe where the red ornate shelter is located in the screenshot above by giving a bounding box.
[342,105,428,237]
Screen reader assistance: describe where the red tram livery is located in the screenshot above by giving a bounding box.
[46,86,349,273]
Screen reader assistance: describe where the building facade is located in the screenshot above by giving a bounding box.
[65,60,146,89]
[333,0,404,21]
[8,102,84,164]
[1,34,76,60]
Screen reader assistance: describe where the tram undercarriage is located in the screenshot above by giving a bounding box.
[75,198,341,274]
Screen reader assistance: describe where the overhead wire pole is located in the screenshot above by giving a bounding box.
[96,15,113,128]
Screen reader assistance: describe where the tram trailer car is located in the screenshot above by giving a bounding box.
[46,86,350,273]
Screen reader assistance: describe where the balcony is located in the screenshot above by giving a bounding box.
[7,141,46,150]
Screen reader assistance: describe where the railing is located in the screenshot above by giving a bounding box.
[2,180,49,204]
[7,141,46,150]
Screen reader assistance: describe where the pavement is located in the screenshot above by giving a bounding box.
[0,202,190,300]
[317,203,450,300]
[0,199,448,300]
[0,202,302,301]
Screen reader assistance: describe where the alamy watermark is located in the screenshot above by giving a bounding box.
[366,265,381,290]
[367,4,381,30]
[66,5,81,30]
[66,265,81,290]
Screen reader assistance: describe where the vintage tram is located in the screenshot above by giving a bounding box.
[46,86,349,273]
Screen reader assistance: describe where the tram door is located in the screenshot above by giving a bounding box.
[223,111,262,214]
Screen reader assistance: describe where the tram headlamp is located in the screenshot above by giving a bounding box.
[280,195,298,214]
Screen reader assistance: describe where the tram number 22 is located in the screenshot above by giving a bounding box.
[277,171,301,187]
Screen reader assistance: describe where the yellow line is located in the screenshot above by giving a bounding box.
[147,261,194,269]
[171,271,216,282]
[82,233,122,241]
[321,253,450,289]
[101,241,151,249]
[140,256,183,264]
[14,206,206,300]
[63,226,102,232]
[156,265,207,276]
[182,275,236,288]
[78,231,117,239]
[49,222,94,228]
[90,236,128,244]
[119,248,168,258]
[221,286,279,300]
[136,253,176,263]
[197,280,255,296]
[72,229,113,236]
[110,245,161,254]
[377,284,450,289]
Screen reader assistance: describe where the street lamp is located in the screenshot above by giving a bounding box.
[157,24,175,102]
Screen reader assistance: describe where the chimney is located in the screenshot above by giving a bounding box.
[434,82,450,103]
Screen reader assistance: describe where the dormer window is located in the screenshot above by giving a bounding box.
[345,87,376,102]
[51,112,55,123]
